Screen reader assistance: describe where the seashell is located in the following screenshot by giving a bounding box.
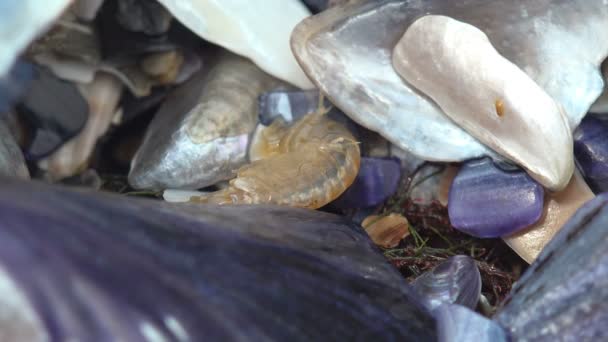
[447,158,544,238]
[331,157,401,209]
[496,194,608,340]
[16,65,89,161]
[0,0,72,77]
[291,0,608,162]
[162,189,206,203]
[573,115,608,192]
[0,178,436,340]
[361,213,409,248]
[258,90,320,126]
[437,165,458,206]
[0,121,29,180]
[39,72,122,180]
[129,50,283,190]
[115,0,173,36]
[436,304,507,342]
[411,256,481,311]
[393,15,573,191]
[156,0,313,89]
[291,1,491,162]
[503,171,595,263]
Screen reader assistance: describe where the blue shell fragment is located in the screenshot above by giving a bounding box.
[573,115,608,193]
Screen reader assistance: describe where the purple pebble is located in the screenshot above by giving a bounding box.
[331,157,401,209]
[448,158,544,238]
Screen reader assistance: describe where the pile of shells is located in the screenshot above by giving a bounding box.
[0,0,607,340]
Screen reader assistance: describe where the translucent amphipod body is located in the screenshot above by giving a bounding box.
[193,101,361,209]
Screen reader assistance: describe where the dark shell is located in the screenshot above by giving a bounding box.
[573,114,608,192]
[496,194,608,341]
[0,179,436,341]
[116,0,173,36]
[411,255,481,311]
[16,65,88,160]
[331,157,401,209]
[448,158,544,237]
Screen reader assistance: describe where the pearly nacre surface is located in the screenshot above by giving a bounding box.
[291,0,608,161]
[393,15,573,190]
[156,0,312,89]
[129,50,283,190]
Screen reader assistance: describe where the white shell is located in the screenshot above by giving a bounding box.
[156,0,313,89]
[291,0,608,162]
[0,0,72,77]
[392,15,573,190]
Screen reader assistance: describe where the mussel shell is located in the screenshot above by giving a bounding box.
[496,194,608,341]
[0,178,436,341]
[411,255,481,311]
[436,304,507,342]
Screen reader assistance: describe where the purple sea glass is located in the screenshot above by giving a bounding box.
[573,115,608,193]
[448,158,544,237]
[331,157,401,209]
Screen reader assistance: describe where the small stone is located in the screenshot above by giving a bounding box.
[331,157,401,209]
[361,213,409,248]
[16,66,89,160]
[573,114,608,192]
[448,158,544,238]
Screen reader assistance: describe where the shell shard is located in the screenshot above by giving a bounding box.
[393,15,573,191]
[503,171,595,263]
[411,256,481,311]
[436,305,507,342]
[129,50,283,190]
[156,0,313,89]
[291,0,608,162]
[496,194,608,340]
[574,115,608,192]
[0,178,436,340]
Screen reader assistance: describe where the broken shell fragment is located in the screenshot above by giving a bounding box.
[361,213,409,248]
[447,158,544,238]
[258,90,320,126]
[291,2,491,162]
[411,256,481,311]
[116,0,173,36]
[503,171,595,263]
[156,0,312,89]
[437,305,507,342]
[39,73,122,180]
[292,0,608,162]
[574,115,608,192]
[129,50,283,190]
[496,194,608,340]
[393,15,573,191]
